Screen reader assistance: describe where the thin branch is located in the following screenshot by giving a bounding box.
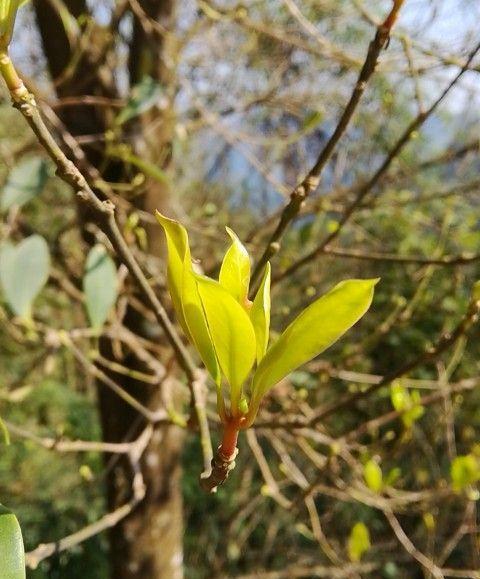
[276,41,480,283]
[250,0,405,289]
[0,53,214,481]
[25,426,153,569]
[319,245,480,266]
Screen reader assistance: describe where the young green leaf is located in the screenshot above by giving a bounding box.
[250,262,271,362]
[0,235,50,319]
[451,454,480,491]
[219,227,251,306]
[195,274,256,412]
[182,268,222,385]
[391,382,424,428]
[115,76,163,126]
[249,278,378,415]
[156,211,220,384]
[111,148,169,185]
[347,522,371,562]
[0,416,9,445]
[363,459,383,493]
[1,156,50,212]
[155,211,192,336]
[0,0,30,47]
[0,505,25,579]
[83,245,118,330]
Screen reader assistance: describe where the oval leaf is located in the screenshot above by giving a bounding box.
[250,278,378,413]
[219,227,251,306]
[347,522,370,562]
[182,268,221,385]
[0,505,25,579]
[0,235,50,319]
[451,455,480,491]
[1,157,50,212]
[115,76,163,126]
[155,211,192,337]
[195,274,256,412]
[364,459,383,493]
[250,262,271,363]
[83,245,118,330]
[156,211,220,384]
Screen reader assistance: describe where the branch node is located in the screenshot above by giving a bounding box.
[200,446,239,493]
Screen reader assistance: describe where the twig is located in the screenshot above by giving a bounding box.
[0,52,214,482]
[276,40,480,283]
[385,509,444,579]
[4,420,158,454]
[25,426,153,569]
[250,0,405,289]
[319,246,480,267]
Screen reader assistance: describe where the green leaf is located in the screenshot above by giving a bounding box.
[0,505,25,579]
[114,148,170,185]
[302,110,324,132]
[83,245,118,330]
[156,211,220,384]
[347,522,370,562]
[364,459,383,493]
[385,467,401,487]
[115,76,163,126]
[250,278,378,414]
[195,274,256,412]
[155,211,191,335]
[1,157,50,212]
[390,382,424,428]
[250,262,271,363]
[0,0,30,44]
[219,227,251,306]
[0,235,50,319]
[0,416,9,444]
[451,454,480,491]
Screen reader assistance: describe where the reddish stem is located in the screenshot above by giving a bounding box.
[219,420,240,461]
[382,0,404,33]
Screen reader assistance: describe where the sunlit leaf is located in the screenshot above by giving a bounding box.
[0,0,30,43]
[451,454,480,491]
[155,211,191,336]
[423,512,435,531]
[364,459,383,493]
[0,505,25,579]
[1,157,50,211]
[0,235,50,319]
[390,382,424,428]
[195,273,256,411]
[250,279,378,414]
[219,227,250,306]
[250,262,271,363]
[156,211,220,384]
[83,245,118,330]
[347,522,370,562]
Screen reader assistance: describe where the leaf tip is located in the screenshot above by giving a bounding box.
[154,209,168,225]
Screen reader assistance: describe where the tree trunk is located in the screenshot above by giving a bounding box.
[33,1,184,577]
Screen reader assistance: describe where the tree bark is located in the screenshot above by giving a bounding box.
[33,1,184,577]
